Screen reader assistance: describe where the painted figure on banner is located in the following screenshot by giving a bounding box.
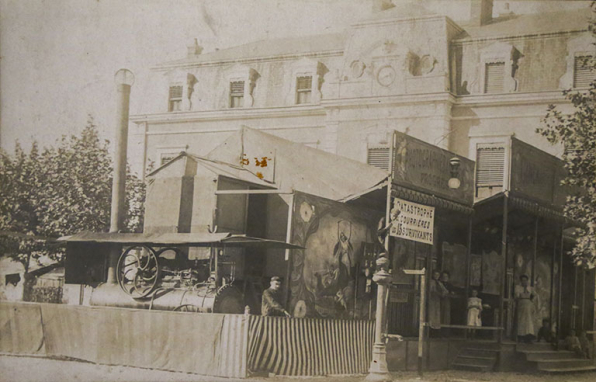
[314,220,355,313]
[289,193,380,320]
[515,274,536,343]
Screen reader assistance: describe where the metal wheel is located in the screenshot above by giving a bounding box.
[117,245,160,298]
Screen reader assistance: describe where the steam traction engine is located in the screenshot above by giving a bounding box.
[61,232,300,313]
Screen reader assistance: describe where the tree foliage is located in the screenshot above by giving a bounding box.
[0,118,146,268]
[537,70,596,268]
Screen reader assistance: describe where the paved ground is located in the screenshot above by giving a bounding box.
[1,355,595,382]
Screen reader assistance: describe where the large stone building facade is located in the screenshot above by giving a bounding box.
[130,0,594,200]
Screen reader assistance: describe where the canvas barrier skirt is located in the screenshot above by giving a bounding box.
[0,302,248,378]
[247,315,375,376]
[0,302,374,377]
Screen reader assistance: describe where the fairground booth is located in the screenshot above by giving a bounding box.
[468,136,595,371]
[0,127,390,378]
[343,131,478,371]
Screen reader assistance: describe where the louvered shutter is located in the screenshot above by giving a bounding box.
[169,86,183,99]
[230,81,244,95]
[476,145,505,187]
[574,56,594,88]
[367,147,390,171]
[484,62,505,94]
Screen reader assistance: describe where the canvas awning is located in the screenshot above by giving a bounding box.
[57,231,304,249]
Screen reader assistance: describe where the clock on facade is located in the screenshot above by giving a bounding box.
[377,65,396,87]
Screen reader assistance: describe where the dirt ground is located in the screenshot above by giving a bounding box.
[1,355,595,382]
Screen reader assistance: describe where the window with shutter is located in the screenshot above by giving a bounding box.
[484,62,505,94]
[230,81,245,108]
[296,76,313,104]
[367,147,390,171]
[168,86,183,112]
[573,55,594,88]
[476,144,505,198]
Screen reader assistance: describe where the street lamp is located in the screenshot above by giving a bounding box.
[448,157,461,189]
[366,253,393,382]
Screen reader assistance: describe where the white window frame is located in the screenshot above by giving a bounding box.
[168,84,183,112]
[286,58,325,105]
[468,135,512,198]
[295,75,313,105]
[226,66,258,108]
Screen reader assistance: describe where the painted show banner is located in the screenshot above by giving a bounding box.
[389,198,435,245]
[391,131,474,205]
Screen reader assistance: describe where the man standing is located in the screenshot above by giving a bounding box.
[262,276,291,317]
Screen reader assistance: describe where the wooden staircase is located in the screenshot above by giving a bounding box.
[516,342,596,373]
[451,343,499,372]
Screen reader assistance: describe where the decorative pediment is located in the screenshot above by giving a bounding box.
[479,42,521,93]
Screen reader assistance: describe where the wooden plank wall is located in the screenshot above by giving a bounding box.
[247,316,374,376]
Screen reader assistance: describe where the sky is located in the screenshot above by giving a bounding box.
[0,0,590,154]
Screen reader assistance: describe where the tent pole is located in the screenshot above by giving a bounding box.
[499,194,508,343]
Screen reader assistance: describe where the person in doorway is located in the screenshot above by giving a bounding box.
[536,318,554,344]
[579,331,592,359]
[515,275,536,343]
[439,271,456,336]
[565,329,583,356]
[261,276,291,317]
[429,270,447,336]
[467,289,483,338]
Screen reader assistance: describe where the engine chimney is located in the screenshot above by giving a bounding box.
[106,68,134,284]
[187,38,203,57]
[469,0,493,26]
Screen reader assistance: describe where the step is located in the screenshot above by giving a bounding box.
[540,365,596,373]
[462,348,499,358]
[459,355,496,361]
[453,356,495,368]
[535,358,595,371]
[516,343,555,352]
[525,351,576,361]
[451,362,493,372]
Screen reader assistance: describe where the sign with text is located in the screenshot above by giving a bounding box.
[391,131,474,205]
[389,198,435,245]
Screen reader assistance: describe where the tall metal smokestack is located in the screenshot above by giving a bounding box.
[106,68,135,284]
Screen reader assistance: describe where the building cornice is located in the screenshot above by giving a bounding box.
[321,92,456,109]
[454,91,568,108]
[352,14,462,34]
[452,29,587,46]
[132,91,571,125]
[130,104,326,125]
[151,50,344,71]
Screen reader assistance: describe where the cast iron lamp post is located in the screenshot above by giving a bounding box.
[366,253,393,382]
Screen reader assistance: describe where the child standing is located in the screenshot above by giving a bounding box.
[467,289,482,338]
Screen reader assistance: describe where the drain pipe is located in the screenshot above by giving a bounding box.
[106,69,135,284]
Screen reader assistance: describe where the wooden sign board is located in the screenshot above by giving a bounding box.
[391,131,475,206]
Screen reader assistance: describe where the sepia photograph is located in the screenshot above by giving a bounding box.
[0,1,595,381]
